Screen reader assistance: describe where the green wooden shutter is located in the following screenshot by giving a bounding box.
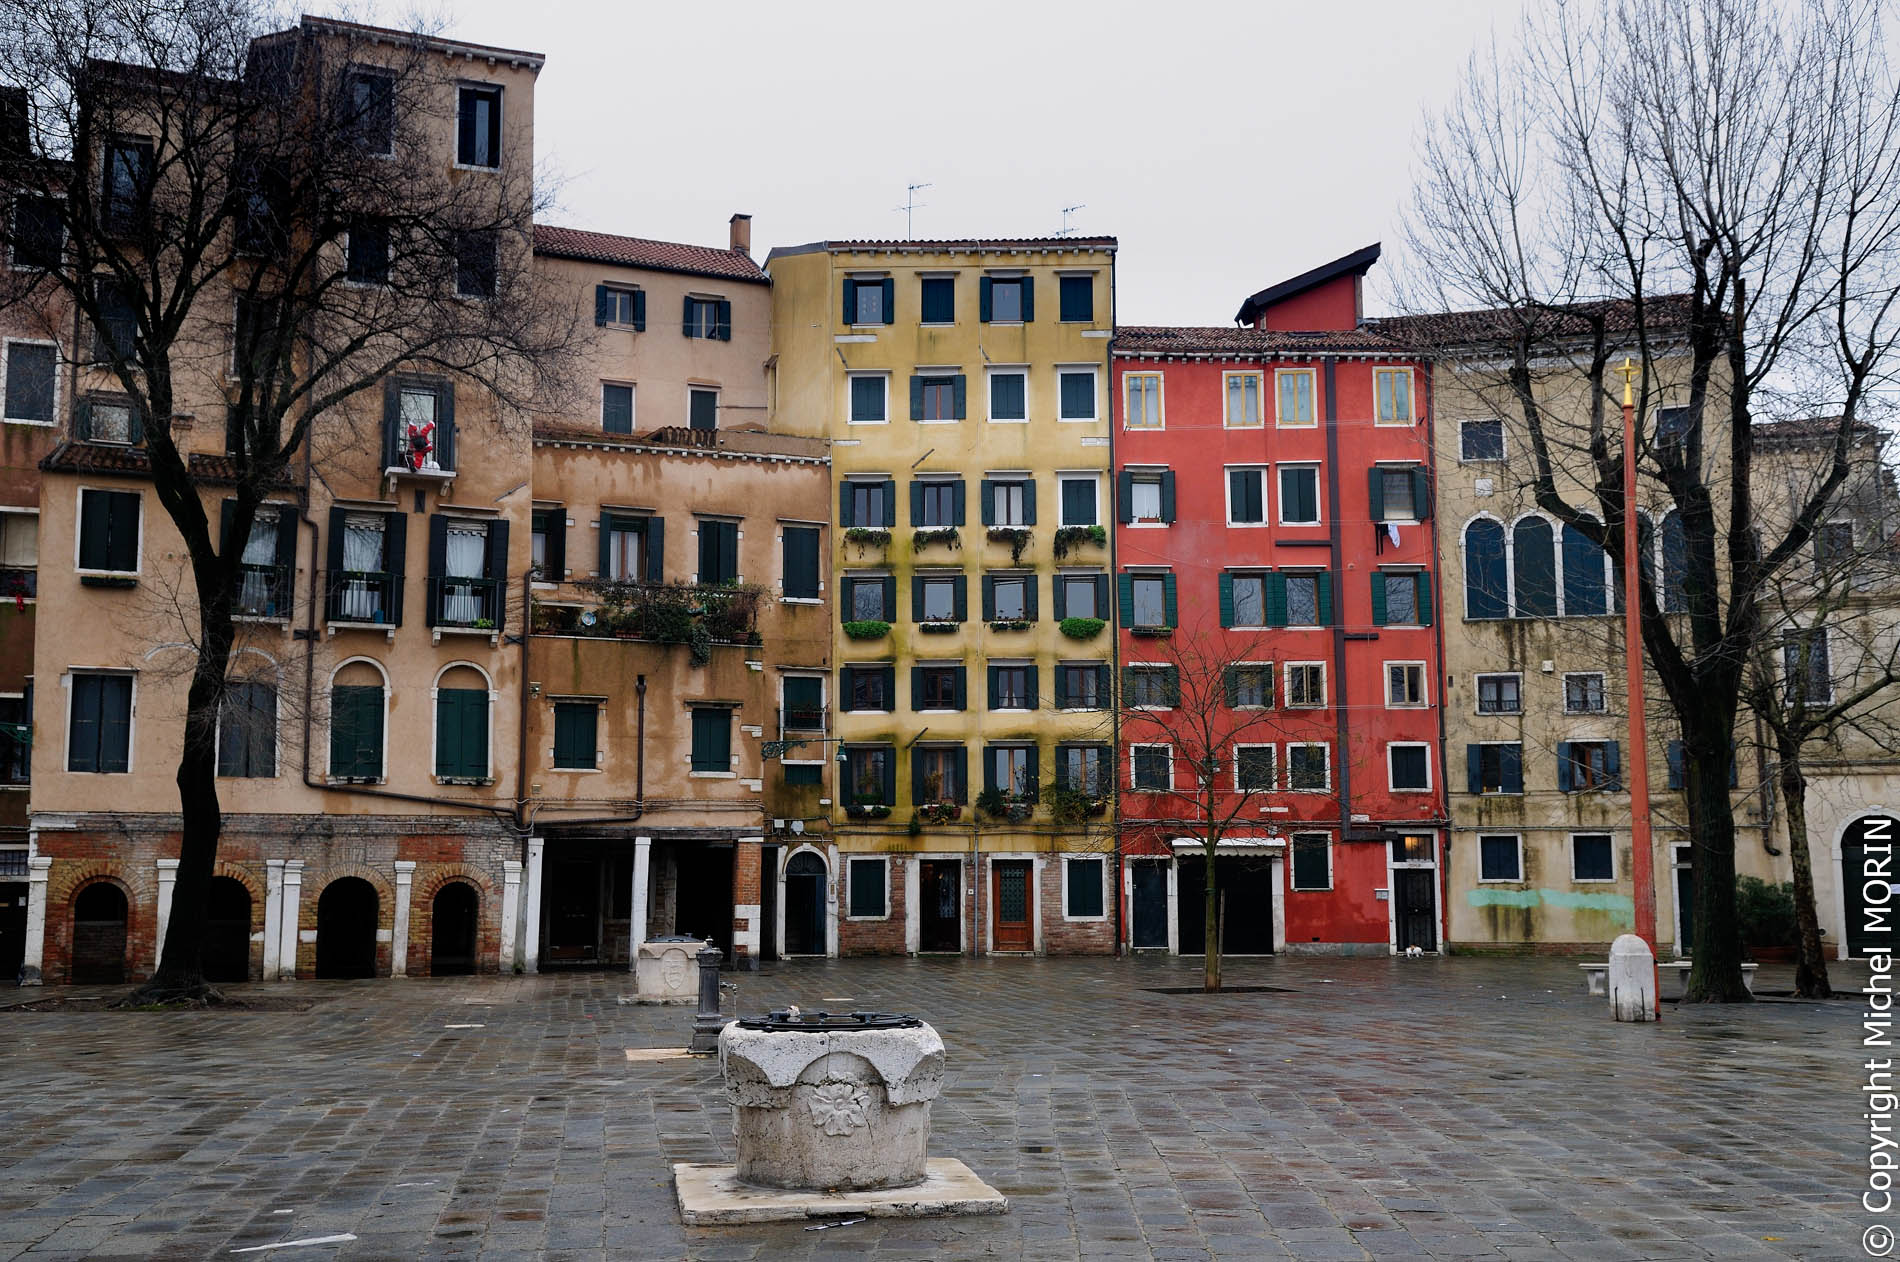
[951,666,966,710]
[644,516,664,583]
[1416,572,1433,627]
[1023,666,1039,709]
[911,575,925,621]
[1316,572,1334,625]
[839,483,854,527]
[842,278,856,321]
[1023,480,1037,524]
[436,689,486,778]
[1370,573,1388,627]
[910,375,924,420]
[1163,574,1177,628]
[681,295,695,336]
[952,480,966,526]
[1223,666,1240,708]
[595,285,613,325]
[1412,466,1432,520]
[1117,573,1134,624]
[1556,742,1574,792]
[1117,471,1134,523]
[1161,471,1177,523]
[1368,467,1385,520]
[1266,573,1288,627]
[879,278,894,324]
[881,749,896,805]
[1218,573,1235,627]
[1502,744,1522,793]
[1095,575,1109,620]
[980,479,996,526]
[987,665,1000,710]
[1024,575,1038,620]
[909,480,924,526]
[979,276,993,322]
[632,289,646,331]
[981,575,995,621]
[1605,741,1622,790]
[881,479,896,527]
[715,300,731,341]
[1019,276,1034,321]
[1467,745,1483,795]
[1054,666,1069,709]
[953,374,967,419]
[1052,574,1067,618]
[1163,666,1180,707]
[952,575,967,622]
[881,576,895,618]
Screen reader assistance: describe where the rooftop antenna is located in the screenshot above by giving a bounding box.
[894,182,932,240]
[1057,203,1086,237]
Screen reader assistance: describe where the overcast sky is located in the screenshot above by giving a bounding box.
[367,0,1525,326]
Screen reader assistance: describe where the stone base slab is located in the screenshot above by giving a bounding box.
[672,1158,1007,1225]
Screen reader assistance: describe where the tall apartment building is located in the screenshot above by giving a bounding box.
[765,238,1119,956]
[1113,245,1447,956]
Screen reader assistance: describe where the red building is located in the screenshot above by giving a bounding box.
[1113,244,1446,956]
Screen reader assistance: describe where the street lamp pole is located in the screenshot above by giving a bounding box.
[1620,357,1660,1017]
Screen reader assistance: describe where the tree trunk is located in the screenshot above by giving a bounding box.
[1777,742,1833,999]
[1682,723,1752,1002]
[1203,839,1221,992]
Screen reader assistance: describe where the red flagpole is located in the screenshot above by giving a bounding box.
[1621,358,1660,1018]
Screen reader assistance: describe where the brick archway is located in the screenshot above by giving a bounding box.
[410,866,497,976]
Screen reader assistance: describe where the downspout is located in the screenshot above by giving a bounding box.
[1106,248,1123,956]
[515,568,532,838]
[1324,358,1351,838]
[1422,359,1455,950]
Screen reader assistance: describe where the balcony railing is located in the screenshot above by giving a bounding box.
[778,706,827,734]
[327,570,401,624]
[431,575,500,628]
[235,562,290,619]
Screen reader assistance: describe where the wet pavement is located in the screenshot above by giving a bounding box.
[0,954,1872,1259]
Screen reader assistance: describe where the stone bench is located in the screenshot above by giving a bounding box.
[1580,960,1756,996]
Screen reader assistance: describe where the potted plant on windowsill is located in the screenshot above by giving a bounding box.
[1051,524,1106,559]
[916,801,962,824]
[989,619,1031,633]
[844,526,891,554]
[986,526,1032,564]
[842,619,891,640]
[846,795,892,820]
[1047,785,1108,823]
[912,527,960,551]
[918,620,961,634]
[976,786,1033,822]
[1059,616,1105,640]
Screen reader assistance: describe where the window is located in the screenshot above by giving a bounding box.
[600,513,650,583]
[913,744,966,803]
[1058,369,1096,420]
[226,503,293,618]
[1284,572,1326,626]
[1227,468,1266,525]
[698,519,738,585]
[1291,834,1331,890]
[1461,418,1503,461]
[92,278,137,365]
[595,285,642,328]
[915,573,961,622]
[1286,663,1325,708]
[1469,743,1523,794]
[1065,857,1104,918]
[10,196,63,269]
[987,478,1031,527]
[552,701,599,769]
[456,85,502,167]
[1055,744,1108,795]
[0,694,27,784]
[986,745,1037,798]
[1562,523,1608,616]
[78,489,140,573]
[683,296,730,340]
[1564,672,1607,713]
[1059,275,1094,322]
[1375,368,1413,424]
[1573,834,1615,882]
[1783,630,1832,704]
[601,383,633,435]
[914,374,962,422]
[1129,472,1165,523]
[329,681,384,779]
[1210,371,1262,428]
[1130,573,1169,629]
[845,746,894,805]
[68,673,131,773]
[1057,663,1103,710]
[1131,745,1171,790]
[920,276,955,324]
[1056,573,1102,620]
[1657,405,1691,446]
[848,858,888,918]
[844,574,892,621]
[385,376,453,472]
[983,276,1031,323]
[916,664,962,710]
[345,219,390,286]
[1059,476,1099,526]
[530,506,564,581]
[1236,745,1276,791]
[1387,663,1425,707]
[1559,741,1620,792]
[1464,518,1509,619]
[782,525,821,599]
[1373,570,1430,627]
[1660,510,1689,613]
[328,511,402,623]
[990,664,1032,710]
[3,342,55,423]
[846,276,889,325]
[1125,666,1175,708]
[429,517,504,628]
[989,369,1027,422]
[435,683,489,780]
[1278,465,1319,524]
[1288,743,1330,791]
[913,480,960,528]
[102,139,153,234]
[1817,521,1855,567]
[1276,369,1315,426]
[849,374,887,424]
[843,478,892,528]
[345,70,394,155]
[1227,665,1271,708]
[843,665,894,713]
[690,707,732,773]
[453,230,496,299]
[1479,835,1522,881]
[988,574,1029,621]
[1389,743,1431,791]
[0,512,36,598]
[1475,674,1521,714]
[1125,373,1162,429]
[689,388,718,432]
[1510,517,1557,616]
[1226,573,1266,628]
[782,677,824,731]
[1372,466,1426,522]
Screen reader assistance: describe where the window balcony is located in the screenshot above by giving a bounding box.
[431,575,500,629]
[778,706,827,735]
[234,562,291,620]
[327,570,400,626]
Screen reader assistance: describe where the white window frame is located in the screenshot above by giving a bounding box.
[1224,465,1268,528]
[1126,468,1167,525]
[1228,572,1269,630]
[1563,671,1608,714]
[64,667,136,776]
[601,380,635,432]
[73,485,142,576]
[1276,463,1322,525]
[1056,365,1098,422]
[1223,370,1263,428]
[1374,366,1415,426]
[452,82,505,172]
[1232,742,1277,791]
[1571,832,1618,883]
[1124,371,1164,430]
[845,855,892,921]
[687,384,720,431]
[1060,854,1109,922]
[1385,661,1428,708]
[327,657,390,784]
[429,661,496,785]
[1374,463,1423,524]
[846,372,890,426]
[1474,672,1522,715]
[986,365,1030,424]
[1477,833,1525,883]
[1285,661,1327,709]
[1290,831,1333,891]
[847,272,889,328]
[1387,741,1433,793]
[1056,473,1101,527]
[1,337,60,426]
[1460,416,1505,463]
[1275,367,1316,428]
[1129,742,1173,791]
[1228,660,1272,709]
[1471,741,1522,796]
[1286,741,1331,792]
[777,520,825,604]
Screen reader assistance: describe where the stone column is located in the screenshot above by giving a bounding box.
[630,835,651,962]
[732,837,763,969]
[391,860,416,978]
[153,859,179,972]
[20,855,50,985]
[522,837,544,974]
[262,860,285,980]
[499,858,522,973]
[278,860,304,980]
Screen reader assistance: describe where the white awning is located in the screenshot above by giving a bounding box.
[1168,836,1286,852]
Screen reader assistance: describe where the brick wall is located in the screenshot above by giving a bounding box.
[1041,853,1116,956]
[838,853,908,956]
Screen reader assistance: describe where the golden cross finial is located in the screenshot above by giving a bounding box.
[1619,356,1637,408]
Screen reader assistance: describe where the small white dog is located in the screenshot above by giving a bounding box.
[1403,945,1425,958]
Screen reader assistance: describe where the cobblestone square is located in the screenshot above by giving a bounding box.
[0,955,1872,1259]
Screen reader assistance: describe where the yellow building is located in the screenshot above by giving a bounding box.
[765,238,1118,956]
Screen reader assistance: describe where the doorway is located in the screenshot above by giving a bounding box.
[1176,856,1277,955]
[759,845,779,961]
[783,851,826,955]
[671,844,735,960]
[431,883,479,975]
[1672,844,1695,956]
[1393,870,1438,952]
[1844,815,1900,957]
[1130,861,1168,949]
[315,877,378,979]
[71,883,128,983]
[202,877,252,983]
[991,860,1032,952]
[545,855,602,965]
[918,859,961,952]
[0,882,26,983]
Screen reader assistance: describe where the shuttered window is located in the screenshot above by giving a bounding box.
[691,707,732,773]
[328,684,384,779]
[552,702,598,770]
[68,673,131,774]
[782,526,820,599]
[1291,834,1331,889]
[698,519,739,585]
[848,858,888,917]
[1465,519,1509,619]
[1066,858,1104,917]
[78,489,140,572]
[217,682,276,778]
[434,688,489,780]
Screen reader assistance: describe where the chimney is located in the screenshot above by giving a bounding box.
[729,213,752,257]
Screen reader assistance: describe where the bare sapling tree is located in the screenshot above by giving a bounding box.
[0,0,578,1002]
[1400,0,1900,1000]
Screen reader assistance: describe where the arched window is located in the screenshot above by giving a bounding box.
[1562,521,1608,616]
[1463,519,1508,620]
[1512,517,1557,617]
[1660,510,1689,613]
[434,664,490,781]
[330,659,386,781]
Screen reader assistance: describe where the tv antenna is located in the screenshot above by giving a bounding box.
[1057,203,1086,236]
[894,182,932,240]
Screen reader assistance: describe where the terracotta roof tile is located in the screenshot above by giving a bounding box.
[1369,295,1698,347]
[39,441,295,488]
[1114,325,1406,356]
[532,225,767,284]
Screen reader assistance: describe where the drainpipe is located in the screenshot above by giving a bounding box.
[1323,358,1351,838]
[516,568,533,837]
[1422,358,1454,948]
[1106,252,1123,957]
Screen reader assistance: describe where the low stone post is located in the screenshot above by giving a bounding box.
[1609,932,1658,1022]
[688,943,725,1053]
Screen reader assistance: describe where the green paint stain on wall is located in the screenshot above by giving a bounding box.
[1467,887,1633,925]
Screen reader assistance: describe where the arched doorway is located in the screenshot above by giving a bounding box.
[71,883,128,984]
[431,883,479,976]
[1843,815,1900,957]
[203,878,253,983]
[783,852,826,956]
[315,877,379,979]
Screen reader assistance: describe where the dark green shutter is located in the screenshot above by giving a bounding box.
[1023,666,1038,709]
[1024,576,1038,620]
[383,512,406,624]
[952,575,967,622]
[1605,741,1622,790]
[979,276,992,322]
[953,374,967,419]
[1556,742,1574,792]
[682,294,695,336]
[436,689,487,778]
[951,667,966,710]
[987,665,999,710]
[910,667,924,711]
[1502,744,1522,793]
[881,479,895,527]
[980,480,995,526]
[981,575,995,621]
[842,278,856,321]
[1161,471,1177,523]
[1370,573,1388,627]
[1224,666,1240,708]
[1317,572,1334,625]
[910,375,924,421]
[912,575,924,621]
[1117,471,1134,523]
[644,516,664,583]
[909,480,924,526]
[1218,573,1235,628]
[1052,574,1067,618]
[1094,575,1109,620]
[881,750,896,805]
[1163,574,1177,628]
[910,745,926,803]
[1368,467,1385,520]
[839,483,854,527]
[632,289,646,330]
[274,503,298,566]
[1054,667,1068,709]
[597,516,612,576]
[879,278,894,324]
[594,285,613,325]
[881,576,896,618]
[1266,573,1288,627]
[952,480,965,526]
[1416,573,1433,627]
[715,300,731,341]
[1019,276,1034,322]
[1023,479,1037,525]
[1117,573,1134,624]
[1412,466,1432,520]
[1467,745,1483,795]
[1163,666,1180,707]
[425,515,448,627]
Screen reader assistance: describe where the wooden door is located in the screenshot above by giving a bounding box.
[1394,869,1437,953]
[1131,862,1168,949]
[919,860,961,952]
[991,860,1032,952]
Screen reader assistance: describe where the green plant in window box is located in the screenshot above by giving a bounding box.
[1051,525,1106,559]
[986,526,1032,564]
[918,620,960,634]
[916,801,962,824]
[1131,624,1173,638]
[844,526,890,552]
[1047,785,1107,823]
[989,619,1030,633]
[842,619,891,640]
[1059,616,1106,640]
[847,794,891,820]
[912,527,960,551]
[472,617,495,630]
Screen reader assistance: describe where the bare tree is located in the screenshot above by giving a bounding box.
[1400,0,1900,1001]
[0,0,578,1002]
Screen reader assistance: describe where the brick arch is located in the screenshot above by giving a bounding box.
[410,866,497,976]
[301,865,396,979]
[56,870,140,985]
[210,862,267,915]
